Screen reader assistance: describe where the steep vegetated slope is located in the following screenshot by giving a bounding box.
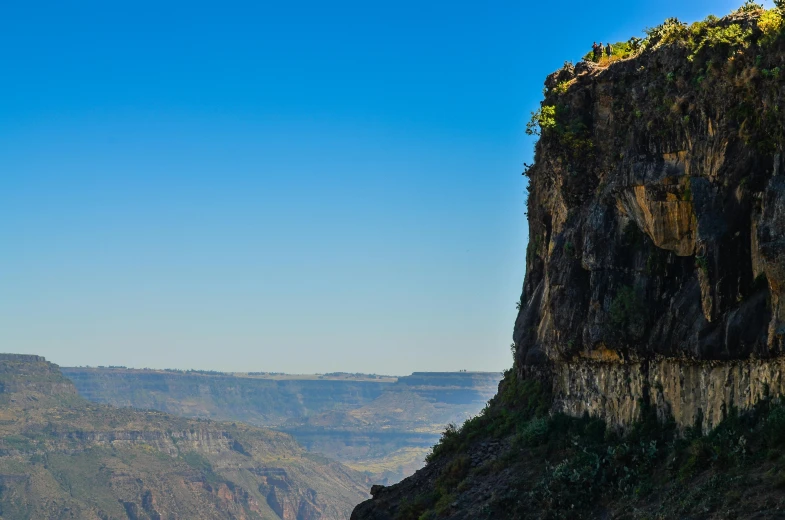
[63,368,500,485]
[353,4,785,519]
[0,355,369,519]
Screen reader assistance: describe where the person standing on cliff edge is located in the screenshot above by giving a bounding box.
[605,42,614,60]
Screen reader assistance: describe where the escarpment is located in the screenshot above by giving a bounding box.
[352,7,785,520]
[518,12,785,432]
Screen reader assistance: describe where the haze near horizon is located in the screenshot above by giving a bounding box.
[0,0,758,374]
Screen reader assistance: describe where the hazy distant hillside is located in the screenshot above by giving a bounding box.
[63,368,501,484]
[62,367,395,426]
[0,355,370,519]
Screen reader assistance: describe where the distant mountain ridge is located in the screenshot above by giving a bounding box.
[0,354,370,519]
[62,366,396,427]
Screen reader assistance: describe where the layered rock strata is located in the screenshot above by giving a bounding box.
[0,354,370,519]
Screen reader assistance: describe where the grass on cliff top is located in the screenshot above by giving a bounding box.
[413,371,785,519]
[527,1,785,185]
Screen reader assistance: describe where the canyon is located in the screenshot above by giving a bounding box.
[61,367,501,483]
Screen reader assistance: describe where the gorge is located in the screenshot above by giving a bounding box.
[61,367,501,484]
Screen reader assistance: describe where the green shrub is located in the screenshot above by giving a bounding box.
[643,10,759,61]
[519,417,549,446]
[526,105,557,136]
[553,80,571,95]
[759,8,785,45]
[426,423,462,462]
[528,412,664,515]
[450,394,785,519]
[643,17,688,48]
[687,23,752,62]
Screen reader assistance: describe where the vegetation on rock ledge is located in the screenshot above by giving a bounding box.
[394,373,785,519]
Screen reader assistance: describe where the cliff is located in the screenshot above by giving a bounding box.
[516,8,785,433]
[0,354,370,519]
[353,5,785,519]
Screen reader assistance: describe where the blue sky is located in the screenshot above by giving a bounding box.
[0,0,762,374]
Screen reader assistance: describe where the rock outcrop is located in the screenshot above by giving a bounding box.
[515,10,785,433]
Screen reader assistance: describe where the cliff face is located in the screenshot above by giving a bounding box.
[352,7,785,520]
[0,354,370,519]
[517,10,785,432]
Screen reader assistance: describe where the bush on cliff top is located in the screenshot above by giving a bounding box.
[736,1,764,13]
[759,8,785,45]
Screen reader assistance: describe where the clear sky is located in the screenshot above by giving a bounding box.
[0,0,764,375]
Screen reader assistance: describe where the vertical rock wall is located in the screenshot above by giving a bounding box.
[553,357,785,432]
[516,12,785,431]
